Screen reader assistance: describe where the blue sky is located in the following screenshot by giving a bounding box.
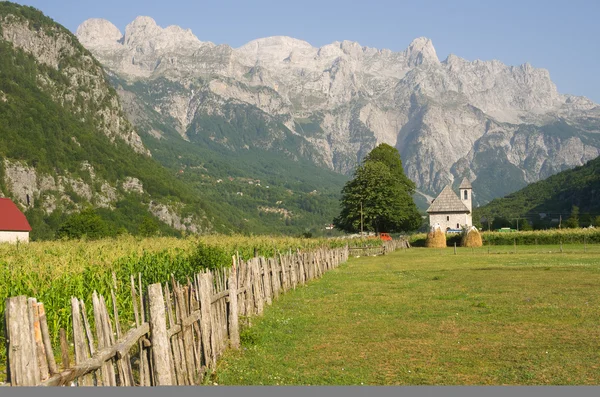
[14,0,600,102]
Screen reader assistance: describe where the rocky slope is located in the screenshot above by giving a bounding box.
[77,16,600,205]
[0,4,211,238]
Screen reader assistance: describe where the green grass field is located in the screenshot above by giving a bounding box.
[213,245,600,385]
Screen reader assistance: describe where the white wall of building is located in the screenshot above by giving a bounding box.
[0,231,30,244]
[429,213,472,231]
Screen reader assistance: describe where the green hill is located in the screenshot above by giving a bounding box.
[474,155,600,229]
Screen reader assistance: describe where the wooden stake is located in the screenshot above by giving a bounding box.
[37,303,58,376]
[71,297,93,386]
[59,328,70,371]
[228,257,240,349]
[6,296,40,386]
[198,273,215,368]
[148,283,174,386]
[30,298,49,381]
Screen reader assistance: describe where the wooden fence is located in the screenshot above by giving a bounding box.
[4,241,406,387]
[349,239,410,257]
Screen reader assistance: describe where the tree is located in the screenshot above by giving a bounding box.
[56,209,109,240]
[139,216,160,237]
[564,205,580,228]
[520,218,533,231]
[363,143,416,194]
[492,217,511,230]
[334,145,421,233]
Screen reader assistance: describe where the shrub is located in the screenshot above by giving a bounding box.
[56,209,110,240]
[188,242,232,271]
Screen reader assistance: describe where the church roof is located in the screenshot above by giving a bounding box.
[426,185,470,214]
[459,178,472,189]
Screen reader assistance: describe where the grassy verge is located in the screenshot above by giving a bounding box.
[410,228,600,247]
[213,245,600,385]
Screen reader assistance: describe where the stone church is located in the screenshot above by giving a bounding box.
[427,178,472,231]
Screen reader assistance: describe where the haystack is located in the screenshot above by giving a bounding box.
[462,226,483,247]
[425,224,446,248]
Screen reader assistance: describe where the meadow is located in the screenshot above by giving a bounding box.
[213,245,600,385]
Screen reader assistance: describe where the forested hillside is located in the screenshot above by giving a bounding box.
[474,155,600,229]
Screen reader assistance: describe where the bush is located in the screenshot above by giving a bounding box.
[56,209,110,240]
[188,242,232,271]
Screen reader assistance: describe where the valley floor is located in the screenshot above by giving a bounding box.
[213,245,600,385]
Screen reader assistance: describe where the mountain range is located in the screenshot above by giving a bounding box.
[2,3,600,239]
[76,16,600,205]
[0,3,346,239]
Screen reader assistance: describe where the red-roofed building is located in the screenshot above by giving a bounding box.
[0,198,32,243]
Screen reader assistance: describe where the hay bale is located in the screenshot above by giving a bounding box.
[426,227,446,248]
[462,226,483,247]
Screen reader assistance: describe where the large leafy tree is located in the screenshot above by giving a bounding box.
[334,144,422,233]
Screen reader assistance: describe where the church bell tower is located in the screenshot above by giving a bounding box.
[459,178,472,213]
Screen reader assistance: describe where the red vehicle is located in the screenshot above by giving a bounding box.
[379,233,392,241]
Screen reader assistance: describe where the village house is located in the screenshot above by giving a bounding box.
[0,198,32,243]
[427,178,473,231]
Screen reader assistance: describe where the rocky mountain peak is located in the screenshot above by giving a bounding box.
[405,37,439,66]
[122,15,203,51]
[76,18,123,48]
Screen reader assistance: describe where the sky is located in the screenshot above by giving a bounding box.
[13,0,600,103]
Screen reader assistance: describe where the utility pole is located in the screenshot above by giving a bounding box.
[559,214,562,230]
[360,201,364,236]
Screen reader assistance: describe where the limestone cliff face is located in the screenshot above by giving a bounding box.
[1,14,148,155]
[77,16,600,203]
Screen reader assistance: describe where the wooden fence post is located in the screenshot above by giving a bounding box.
[37,303,58,376]
[29,298,49,382]
[228,257,240,349]
[261,257,273,305]
[71,297,93,386]
[5,296,40,386]
[279,252,289,292]
[198,273,215,368]
[57,328,70,372]
[252,260,264,315]
[174,284,195,385]
[148,283,174,386]
[270,258,280,300]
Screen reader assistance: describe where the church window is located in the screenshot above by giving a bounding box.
[464,190,468,200]
[446,216,449,221]
[457,223,460,229]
